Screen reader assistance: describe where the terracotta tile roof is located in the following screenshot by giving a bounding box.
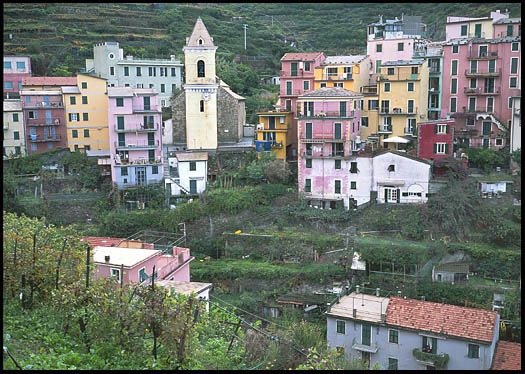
[22,77,77,86]
[386,297,498,343]
[492,341,521,370]
[281,52,324,61]
[81,236,125,247]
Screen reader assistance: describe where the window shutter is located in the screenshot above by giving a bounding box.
[68,113,72,121]
[396,189,400,203]
[433,144,437,154]
[434,125,437,134]
[445,144,450,154]
[445,124,449,134]
[384,189,388,203]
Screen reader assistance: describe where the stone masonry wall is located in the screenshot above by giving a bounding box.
[171,91,186,145]
[217,85,243,144]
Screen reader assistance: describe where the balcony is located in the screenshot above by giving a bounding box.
[412,348,449,369]
[404,128,416,136]
[463,87,500,95]
[24,102,64,109]
[26,119,61,127]
[116,123,159,132]
[280,70,314,79]
[351,338,378,353]
[321,74,353,81]
[429,67,441,74]
[114,157,163,166]
[115,140,160,150]
[271,141,284,148]
[465,68,501,78]
[132,108,161,114]
[28,134,62,142]
[282,88,305,96]
[301,137,346,143]
[378,124,392,133]
[297,110,355,119]
[467,51,498,60]
[384,107,417,115]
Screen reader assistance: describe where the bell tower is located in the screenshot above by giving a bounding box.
[183,17,218,150]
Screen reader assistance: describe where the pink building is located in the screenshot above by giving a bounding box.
[107,87,164,189]
[297,87,362,210]
[493,18,521,39]
[280,52,326,158]
[445,10,510,41]
[82,236,193,285]
[3,56,31,99]
[441,36,521,150]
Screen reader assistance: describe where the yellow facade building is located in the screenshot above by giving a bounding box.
[255,110,293,160]
[62,73,109,152]
[375,60,429,149]
[357,85,381,147]
[314,55,371,92]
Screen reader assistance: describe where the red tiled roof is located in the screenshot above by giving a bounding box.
[22,77,77,86]
[492,341,521,370]
[281,52,324,61]
[385,297,498,343]
[81,236,125,247]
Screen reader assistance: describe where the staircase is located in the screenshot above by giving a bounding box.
[162,145,191,195]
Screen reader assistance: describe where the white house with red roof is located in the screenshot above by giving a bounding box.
[326,291,500,370]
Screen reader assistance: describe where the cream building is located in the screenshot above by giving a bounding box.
[3,99,26,158]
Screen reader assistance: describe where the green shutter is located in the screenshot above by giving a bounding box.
[445,144,449,154]
[445,125,449,134]
[396,189,400,203]
[434,125,438,134]
[433,144,437,154]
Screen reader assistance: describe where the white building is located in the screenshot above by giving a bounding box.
[510,96,521,174]
[165,151,208,196]
[85,42,183,108]
[3,99,26,158]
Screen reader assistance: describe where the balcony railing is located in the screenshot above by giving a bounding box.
[26,119,61,127]
[378,124,392,133]
[467,50,498,59]
[280,70,314,79]
[465,68,501,77]
[132,108,161,114]
[298,110,355,118]
[116,123,159,132]
[463,87,500,95]
[24,101,64,108]
[412,349,449,369]
[429,67,441,74]
[383,107,417,115]
[301,137,346,143]
[114,157,163,165]
[322,74,353,81]
[28,134,62,142]
[282,88,305,96]
[404,128,416,136]
[115,140,160,149]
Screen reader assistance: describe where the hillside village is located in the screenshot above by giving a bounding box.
[2,3,522,371]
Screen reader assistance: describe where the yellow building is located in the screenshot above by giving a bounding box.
[358,85,381,147]
[255,110,293,160]
[62,73,109,152]
[314,55,371,92]
[375,60,429,149]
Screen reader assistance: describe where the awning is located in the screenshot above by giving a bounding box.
[377,180,405,186]
[352,343,379,353]
[382,136,412,144]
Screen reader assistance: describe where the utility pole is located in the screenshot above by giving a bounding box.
[243,24,248,50]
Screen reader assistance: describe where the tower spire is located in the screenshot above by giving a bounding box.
[186,17,215,47]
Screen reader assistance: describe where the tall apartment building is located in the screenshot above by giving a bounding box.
[3,100,26,158]
[366,15,427,74]
[85,42,183,107]
[279,52,326,158]
[108,87,163,189]
[20,77,77,154]
[62,73,109,153]
[3,56,31,99]
[441,36,521,149]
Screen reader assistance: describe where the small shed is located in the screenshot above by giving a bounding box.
[432,252,471,284]
[276,293,328,313]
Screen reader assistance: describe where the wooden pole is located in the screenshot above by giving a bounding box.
[151,265,155,291]
[120,263,124,289]
[55,238,68,290]
[86,245,91,289]
[227,320,242,355]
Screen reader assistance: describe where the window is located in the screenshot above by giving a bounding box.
[291,62,298,76]
[28,111,37,119]
[47,142,53,149]
[450,97,457,113]
[18,82,22,89]
[70,96,76,105]
[422,336,437,354]
[451,78,457,94]
[149,83,154,89]
[320,82,326,88]
[510,57,518,74]
[495,138,503,146]
[351,181,356,190]
[303,81,310,90]
[81,82,88,89]
[13,131,20,140]
[368,100,379,110]
[460,24,468,36]
[470,78,477,89]
[335,180,341,194]
[200,100,204,112]
[83,113,89,121]
[197,60,205,77]
[482,121,492,135]
[336,320,345,334]
[435,124,448,134]
[333,82,343,88]
[124,66,129,76]
[136,67,142,76]
[136,83,143,88]
[84,129,90,138]
[304,179,311,192]
[451,60,458,76]
[31,143,37,152]
[452,45,459,54]
[335,159,341,169]
[407,82,414,92]
[305,122,312,139]
[388,358,398,370]
[286,100,291,111]
[487,97,494,113]
[387,68,395,75]
[15,146,21,155]
[189,161,196,171]
[4,61,11,69]
[509,77,517,88]
[110,268,121,282]
[4,81,13,89]
[152,165,159,175]
[121,167,128,176]
[388,164,395,172]
[69,113,79,122]
[389,329,399,344]
[488,59,495,73]
[468,344,479,359]
[350,162,357,173]
[13,113,19,122]
[407,118,416,133]
[474,23,482,38]
[509,97,513,109]
[376,60,381,73]
[397,42,404,51]
[334,122,342,139]
[376,44,382,52]
[468,97,476,112]
[478,45,488,57]
[149,66,156,77]
[304,62,310,71]
[306,159,312,168]
[507,24,514,37]
[84,145,90,151]
[16,61,25,69]
[160,83,165,93]
[72,130,78,138]
[116,97,124,107]
[361,117,368,127]
[384,82,391,92]
[411,67,418,74]
[171,67,176,77]
[82,96,88,104]
[511,42,519,52]
[407,100,414,113]
[434,142,447,154]
[110,66,115,76]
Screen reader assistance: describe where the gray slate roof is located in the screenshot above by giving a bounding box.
[61,86,81,94]
[493,17,521,24]
[299,87,362,98]
[321,55,368,65]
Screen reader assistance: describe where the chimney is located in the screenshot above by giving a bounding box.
[376,288,380,297]
[353,308,357,318]
[381,313,386,322]
[104,255,110,262]
[170,55,176,61]
[379,15,383,24]
[421,296,426,301]
[397,291,402,297]
[126,55,133,61]
[356,285,360,294]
